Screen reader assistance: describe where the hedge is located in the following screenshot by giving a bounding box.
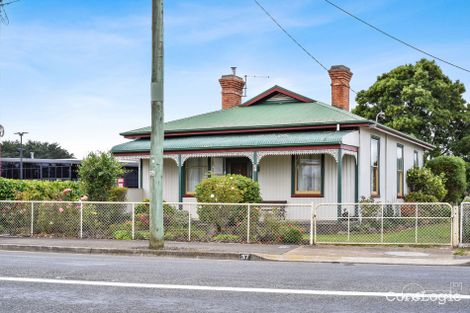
[427,156,467,204]
[0,178,82,201]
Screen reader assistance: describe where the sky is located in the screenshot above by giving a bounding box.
[0,0,469,158]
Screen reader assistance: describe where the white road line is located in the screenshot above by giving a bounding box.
[0,276,469,300]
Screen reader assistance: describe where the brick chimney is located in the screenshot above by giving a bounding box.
[219,67,245,110]
[328,65,353,111]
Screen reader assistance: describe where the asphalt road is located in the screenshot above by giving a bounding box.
[0,251,469,312]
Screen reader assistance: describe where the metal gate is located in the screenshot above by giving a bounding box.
[460,202,470,247]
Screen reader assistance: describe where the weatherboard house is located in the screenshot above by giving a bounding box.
[112,66,433,216]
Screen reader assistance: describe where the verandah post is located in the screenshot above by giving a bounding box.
[337,149,343,217]
[252,152,258,182]
[178,155,183,203]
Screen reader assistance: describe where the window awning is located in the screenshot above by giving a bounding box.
[111,130,357,154]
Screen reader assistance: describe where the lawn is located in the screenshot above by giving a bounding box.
[312,221,451,244]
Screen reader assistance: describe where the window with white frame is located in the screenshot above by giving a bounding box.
[185,158,209,194]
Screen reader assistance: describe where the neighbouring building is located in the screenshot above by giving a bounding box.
[0,157,139,189]
[111,65,432,217]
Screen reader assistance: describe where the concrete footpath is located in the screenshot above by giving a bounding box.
[1,237,469,266]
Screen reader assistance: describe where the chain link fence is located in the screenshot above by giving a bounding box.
[0,201,455,246]
[314,202,453,245]
[0,201,135,239]
[461,202,470,247]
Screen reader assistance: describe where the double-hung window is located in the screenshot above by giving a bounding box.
[185,158,209,194]
[397,144,404,197]
[294,155,323,196]
[413,150,419,167]
[370,137,380,196]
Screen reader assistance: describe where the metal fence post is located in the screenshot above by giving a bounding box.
[188,211,191,242]
[79,201,83,239]
[313,206,317,245]
[415,203,418,244]
[347,210,351,242]
[452,205,459,247]
[131,203,135,240]
[247,204,251,244]
[380,203,384,243]
[309,203,314,245]
[460,204,463,247]
[30,202,34,237]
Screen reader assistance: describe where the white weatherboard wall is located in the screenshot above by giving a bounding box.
[342,154,356,204]
[358,127,426,202]
[258,154,350,220]
[141,159,179,202]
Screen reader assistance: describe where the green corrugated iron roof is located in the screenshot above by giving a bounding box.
[117,85,434,150]
[120,101,367,136]
[112,131,352,154]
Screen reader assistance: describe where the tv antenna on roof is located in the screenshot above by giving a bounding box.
[243,74,270,97]
[0,0,20,25]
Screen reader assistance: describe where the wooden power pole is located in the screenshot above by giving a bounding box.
[149,0,164,249]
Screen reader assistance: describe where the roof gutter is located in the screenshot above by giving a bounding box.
[122,121,370,139]
[368,123,435,150]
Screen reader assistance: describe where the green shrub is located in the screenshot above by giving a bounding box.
[113,230,132,240]
[280,225,303,244]
[358,196,381,217]
[256,211,283,242]
[107,187,128,202]
[0,178,17,200]
[0,202,31,236]
[135,199,150,214]
[195,175,262,232]
[135,231,150,240]
[212,234,240,242]
[164,226,189,241]
[404,192,438,203]
[34,203,80,236]
[195,174,262,203]
[78,151,124,201]
[427,156,467,204]
[406,167,447,201]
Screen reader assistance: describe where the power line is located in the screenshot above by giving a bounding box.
[254,0,327,72]
[323,0,470,74]
[0,0,21,6]
[0,0,21,25]
[253,0,357,94]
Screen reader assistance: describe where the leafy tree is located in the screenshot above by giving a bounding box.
[466,162,470,195]
[78,152,124,201]
[0,140,74,159]
[353,59,470,157]
[426,156,467,204]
